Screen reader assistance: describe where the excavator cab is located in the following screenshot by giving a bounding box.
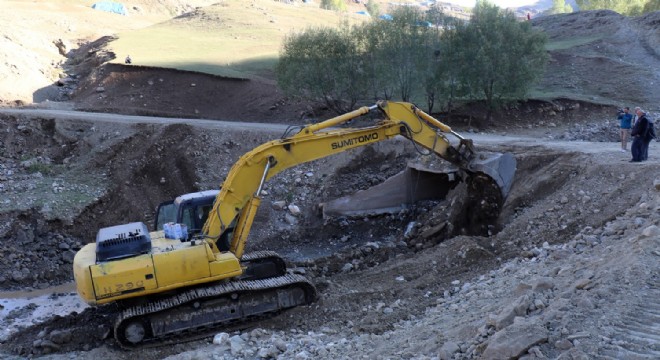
[154,190,236,250]
[154,190,218,235]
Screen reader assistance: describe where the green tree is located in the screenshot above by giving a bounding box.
[451,0,548,120]
[365,0,380,18]
[357,8,455,112]
[643,0,660,13]
[423,7,464,113]
[431,22,463,113]
[277,0,548,116]
[387,7,427,102]
[354,21,395,101]
[320,0,347,12]
[369,6,433,102]
[575,0,654,15]
[549,0,574,14]
[276,25,367,113]
[419,29,443,113]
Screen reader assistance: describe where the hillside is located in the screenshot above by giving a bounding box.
[1,1,659,120]
[0,0,219,106]
[0,2,659,360]
[534,10,660,108]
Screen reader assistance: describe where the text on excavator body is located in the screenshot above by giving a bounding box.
[331,132,379,150]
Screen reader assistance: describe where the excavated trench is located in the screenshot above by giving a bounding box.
[0,115,645,357]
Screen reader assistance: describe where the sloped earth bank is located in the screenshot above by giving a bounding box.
[0,112,659,359]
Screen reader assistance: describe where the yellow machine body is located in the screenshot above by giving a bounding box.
[74,231,241,305]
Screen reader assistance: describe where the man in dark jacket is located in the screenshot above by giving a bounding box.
[642,119,654,160]
[630,108,649,162]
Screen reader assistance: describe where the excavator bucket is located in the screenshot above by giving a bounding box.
[320,152,516,219]
[467,151,516,199]
[320,165,462,218]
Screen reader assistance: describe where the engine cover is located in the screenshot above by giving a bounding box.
[96,222,152,263]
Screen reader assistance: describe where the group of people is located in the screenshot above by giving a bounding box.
[618,106,654,162]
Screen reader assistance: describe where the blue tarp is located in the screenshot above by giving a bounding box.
[92,1,127,16]
[379,14,393,21]
[355,11,370,16]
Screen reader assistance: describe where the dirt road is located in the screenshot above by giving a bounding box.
[4,107,657,157]
[0,108,290,132]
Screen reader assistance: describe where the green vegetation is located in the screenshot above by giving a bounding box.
[453,1,548,119]
[321,0,347,11]
[27,163,56,175]
[365,0,381,17]
[277,24,365,113]
[108,0,366,80]
[643,0,660,13]
[575,0,659,15]
[277,1,548,118]
[549,0,574,14]
[545,34,604,51]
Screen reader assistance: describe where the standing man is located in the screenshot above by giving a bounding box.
[632,106,641,126]
[617,107,633,152]
[641,113,654,161]
[630,108,649,162]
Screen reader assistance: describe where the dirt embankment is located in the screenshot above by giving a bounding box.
[1,4,659,360]
[0,0,218,107]
[533,10,660,108]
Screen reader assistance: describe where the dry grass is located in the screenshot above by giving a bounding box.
[107,0,368,80]
[545,34,605,51]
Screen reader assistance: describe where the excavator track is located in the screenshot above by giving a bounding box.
[114,273,316,349]
[240,250,287,280]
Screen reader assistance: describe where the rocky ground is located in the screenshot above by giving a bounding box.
[0,106,658,360]
[0,1,659,359]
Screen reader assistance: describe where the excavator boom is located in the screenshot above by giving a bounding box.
[204,101,515,256]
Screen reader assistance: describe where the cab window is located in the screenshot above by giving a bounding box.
[181,206,195,231]
[154,201,175,230]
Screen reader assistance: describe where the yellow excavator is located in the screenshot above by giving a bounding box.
[73,101,516,348]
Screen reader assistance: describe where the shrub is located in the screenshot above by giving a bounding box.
[320,0,347,11]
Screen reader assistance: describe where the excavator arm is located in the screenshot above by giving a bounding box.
[202,101,515,259]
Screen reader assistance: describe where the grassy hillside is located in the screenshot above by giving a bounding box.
[107,0,369,80]
[103,3,660,109]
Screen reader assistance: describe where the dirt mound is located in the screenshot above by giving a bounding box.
[72,63,311,123]
[0,210,78,290]
[68,123,208,240]
[5,302,114,356]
